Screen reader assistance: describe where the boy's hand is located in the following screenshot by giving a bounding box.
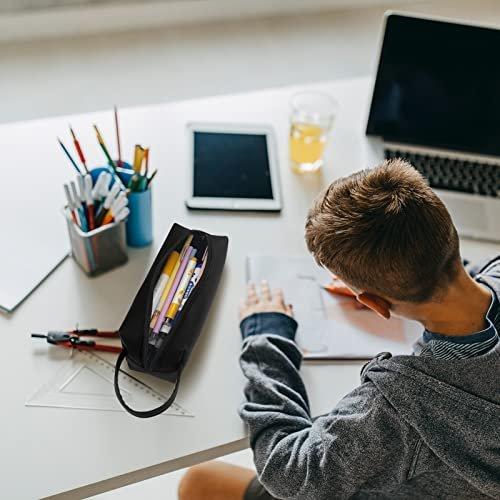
[240,281,293,321]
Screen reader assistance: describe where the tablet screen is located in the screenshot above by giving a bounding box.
[193,131,274,199]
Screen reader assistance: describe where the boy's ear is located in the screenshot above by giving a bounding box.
[356,292,391,319]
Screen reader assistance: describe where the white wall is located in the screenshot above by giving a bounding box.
[2,0,500,126]
[0,0,420,42]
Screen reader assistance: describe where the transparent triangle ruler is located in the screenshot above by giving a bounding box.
[26,349,193,417]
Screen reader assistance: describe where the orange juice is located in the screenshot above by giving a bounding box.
[290,123,327,173]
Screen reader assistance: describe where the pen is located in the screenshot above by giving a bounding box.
[57,138,82,175]
[179,248,207,311]
[69,125,89,174]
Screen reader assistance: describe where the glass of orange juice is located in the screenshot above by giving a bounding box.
[289,91,337,173]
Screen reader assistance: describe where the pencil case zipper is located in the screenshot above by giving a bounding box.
[147,237,214,370]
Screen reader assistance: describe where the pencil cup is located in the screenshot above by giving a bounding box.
[64,209,128,276]
[126,188,153,247]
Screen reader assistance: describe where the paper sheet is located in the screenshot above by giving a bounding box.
[246,255,422,359]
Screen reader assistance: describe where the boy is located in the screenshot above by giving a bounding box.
[179,160,500,499]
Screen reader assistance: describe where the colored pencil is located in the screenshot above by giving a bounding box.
[57,138,82,175]
[93,124,117,169]
[147,169,157,187]
[69,125,89,174]
[114,106,122,167]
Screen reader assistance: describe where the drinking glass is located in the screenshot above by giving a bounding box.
[289,91,337,173]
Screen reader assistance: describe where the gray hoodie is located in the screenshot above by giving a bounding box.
[239,258,500,499]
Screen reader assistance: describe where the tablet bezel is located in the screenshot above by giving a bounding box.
[185,122,282,211]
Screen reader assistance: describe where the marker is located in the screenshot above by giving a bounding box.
[150,235,193,330]
[114,206,129,223]
[99,173,112,198]
[76,175,86,204]
[160,251,197,334]
[151,252,179,315]
[57,138,82,175]
[84,175,95,230]
[70,180,87,231]
[69,125,89,174]
[101,194,127,225]
[95,182,120,224]
[63,184,79,226]
[91,172,108,200]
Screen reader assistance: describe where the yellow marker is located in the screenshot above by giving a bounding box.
[160,255,197,334]
[151,252,178,313]
[149,235,193,328]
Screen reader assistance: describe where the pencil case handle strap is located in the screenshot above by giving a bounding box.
[114,349,181,418]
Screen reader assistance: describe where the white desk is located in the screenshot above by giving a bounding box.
[1,77,498,499]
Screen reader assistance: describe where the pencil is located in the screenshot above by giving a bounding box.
[57,138,82,175]
[69,125,89,174]
[93,124,117,170]
[114,106,122,167]
[147,169,157,187]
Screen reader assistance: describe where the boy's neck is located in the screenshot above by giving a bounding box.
[420,270,492,336]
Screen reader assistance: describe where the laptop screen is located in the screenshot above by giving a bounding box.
[366,14,500,157]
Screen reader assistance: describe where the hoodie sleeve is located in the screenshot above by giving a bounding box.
[239,334,414,500]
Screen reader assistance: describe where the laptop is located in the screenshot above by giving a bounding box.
[365,12,500,242]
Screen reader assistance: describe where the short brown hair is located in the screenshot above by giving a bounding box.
[305,159,460,302]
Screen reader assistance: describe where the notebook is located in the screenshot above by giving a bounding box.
[246,255,422,359]
[0,118,70,313]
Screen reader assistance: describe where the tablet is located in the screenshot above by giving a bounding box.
[185,123,282,211]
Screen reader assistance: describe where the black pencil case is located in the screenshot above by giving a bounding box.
[114,222,228,418]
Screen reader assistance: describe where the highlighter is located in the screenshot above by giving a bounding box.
[160,253,197,334]
[151,252,178,313]
[151,236,193,333]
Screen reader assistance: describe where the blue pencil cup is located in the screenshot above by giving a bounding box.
[126,188,153,247]
[91,163,153,247]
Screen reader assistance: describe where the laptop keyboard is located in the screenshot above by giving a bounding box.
[384,149,500,198]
